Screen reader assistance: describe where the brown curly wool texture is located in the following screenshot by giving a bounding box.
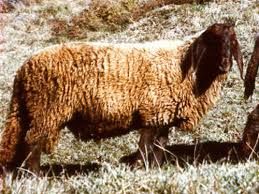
[0,24,243,170]
[244,34,259,99]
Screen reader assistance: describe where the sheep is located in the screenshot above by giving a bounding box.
[244,34,259,99]
[0,23,244,174]
[164,104,259,166]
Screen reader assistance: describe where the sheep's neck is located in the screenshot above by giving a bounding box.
[176,73,228,131]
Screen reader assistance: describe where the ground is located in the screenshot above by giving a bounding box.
[0,0,258,193]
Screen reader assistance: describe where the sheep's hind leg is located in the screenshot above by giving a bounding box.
[23,109,70,175]
[21,141,43,175]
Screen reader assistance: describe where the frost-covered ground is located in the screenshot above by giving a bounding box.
[0,0,258,193]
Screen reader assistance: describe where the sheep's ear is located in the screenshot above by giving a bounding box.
[244,36,259,99]
[230,29,244,79]
[181,43,195,81]
[181,37,206,81]
[193,38,207,70]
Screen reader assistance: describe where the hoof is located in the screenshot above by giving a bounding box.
[120,152,138,164]
[120,151,166,168]
[120,152,143,168]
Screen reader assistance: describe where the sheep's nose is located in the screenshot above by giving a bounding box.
[219,58,230,72]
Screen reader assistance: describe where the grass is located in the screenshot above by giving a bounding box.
[1,162,258,193]
[0,0,259,193]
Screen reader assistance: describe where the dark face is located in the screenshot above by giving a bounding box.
[219,28,233,73]
[203,23,234,74]
[180,23,244,96]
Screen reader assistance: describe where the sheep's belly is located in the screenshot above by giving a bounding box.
[66,117,133,141]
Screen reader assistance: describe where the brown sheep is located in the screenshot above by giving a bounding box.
[244,34,259,99]
[164,104,259,166]
[0,23,243,174]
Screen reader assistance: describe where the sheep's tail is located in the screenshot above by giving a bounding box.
[0,74,28,169]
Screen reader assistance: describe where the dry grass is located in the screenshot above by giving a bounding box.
[48,0,219,41]
[49,0,139,40]
[1,0,44,13]
[0,0,259,193]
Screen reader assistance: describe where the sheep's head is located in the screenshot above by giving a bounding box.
[201,23,244,75]
[242,104,259,157]
[181,23,244,96]
[244,34,259,99]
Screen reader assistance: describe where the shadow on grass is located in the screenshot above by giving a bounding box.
[164,141,245,167]
[40,162,101,177]
[164,103,259,167]
[0,163,101,179]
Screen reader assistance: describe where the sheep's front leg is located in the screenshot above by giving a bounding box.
[137,127,158,166]
[150,127,169,167]
[120,127,169,167]
[120,127,157,166]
